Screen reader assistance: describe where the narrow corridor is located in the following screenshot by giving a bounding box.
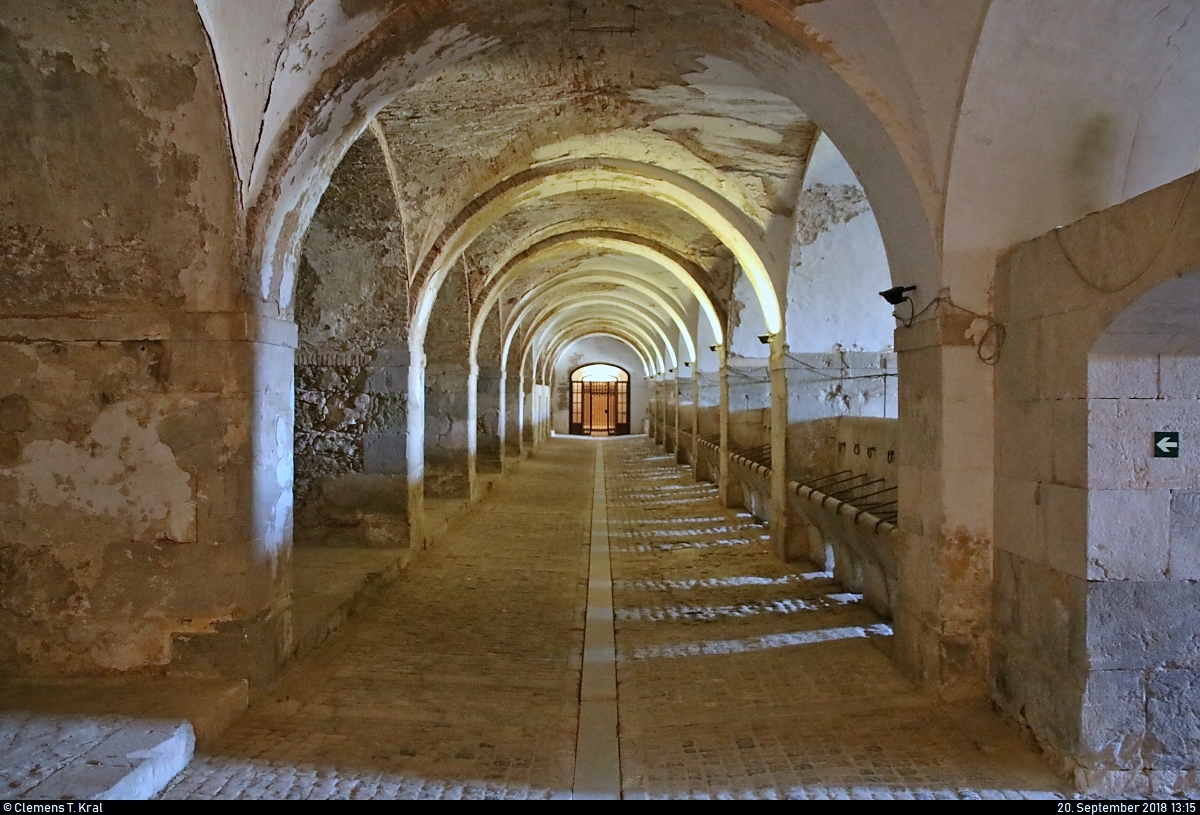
[161,437,1068,800]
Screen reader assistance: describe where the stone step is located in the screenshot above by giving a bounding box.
[0,677,248,748]
[1,713,194,800]
[291,547,412,661]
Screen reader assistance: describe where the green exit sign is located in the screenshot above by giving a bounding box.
[1155,432,1180,458]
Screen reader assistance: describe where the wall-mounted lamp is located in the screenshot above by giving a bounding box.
[668,368,676,373]
[708,344,719,352]
[757,334,771,345]
[879,285,918,327]
[683,361,691,367]
[879,285,917,306]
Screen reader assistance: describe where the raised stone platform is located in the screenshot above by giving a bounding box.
[1,712,194,800]
[291,547,412,660]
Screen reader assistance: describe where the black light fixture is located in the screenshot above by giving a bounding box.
[709,344,719,352]
[758,334,771,344]
[880,285,918,328]
[879,285,917,306]
[683,361,691,367]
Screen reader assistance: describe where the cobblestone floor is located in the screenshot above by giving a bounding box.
[160,441,594,800]
[607,437,1069,800]
[160,435,1072,800]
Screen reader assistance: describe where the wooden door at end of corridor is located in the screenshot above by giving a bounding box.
[569,377,630,436]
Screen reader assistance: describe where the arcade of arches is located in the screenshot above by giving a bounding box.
[4,0,1200,798]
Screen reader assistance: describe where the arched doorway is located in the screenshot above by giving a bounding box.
[570,364,631,436]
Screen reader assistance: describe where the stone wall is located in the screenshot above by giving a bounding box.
[293,132,411,549]
[0,3,291,678]
[425,267,472,498]
[995,168,1200,794]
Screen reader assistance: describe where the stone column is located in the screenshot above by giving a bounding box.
[718,347,734,508]
[691,374,701,470]
[769,335,790,561]
[892,313,992,701]
[424,361,473,499]
[656,377,668,446]
[476,365,503,476]
[504,367,521,468]
[666,373,680,453]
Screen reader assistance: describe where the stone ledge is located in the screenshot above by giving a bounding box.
[1,713,194,800]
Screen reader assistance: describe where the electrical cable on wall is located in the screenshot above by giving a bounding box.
[1054,173,1198,295]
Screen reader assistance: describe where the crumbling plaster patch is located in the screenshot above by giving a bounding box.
[6,404,195,545]
[0,1,238,315]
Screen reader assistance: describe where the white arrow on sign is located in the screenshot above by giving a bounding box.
[1157,436,1179,454]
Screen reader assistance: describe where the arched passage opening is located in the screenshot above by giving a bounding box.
[569,364,632,437]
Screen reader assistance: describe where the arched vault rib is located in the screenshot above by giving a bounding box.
[525,301,677,377]
[411,158,780,352]
[526,321,658,380]
[545,324,659,380]
[517,292,678,371]
[522,311,668,379]
[471,228,724,351]
[500,271,697,366]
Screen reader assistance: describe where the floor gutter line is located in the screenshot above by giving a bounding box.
[571,441,622,800]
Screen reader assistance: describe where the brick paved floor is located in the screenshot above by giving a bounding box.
[161,441,594,800]
[161,436,1071,800]
[606,437,1069,800]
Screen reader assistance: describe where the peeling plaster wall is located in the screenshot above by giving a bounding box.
[788,134,895,353]
[0,2,295,678]
[294,132,410,548]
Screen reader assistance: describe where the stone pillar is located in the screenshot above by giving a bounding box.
[665,373,679,453]
[769,335,790,561]
[476,366,503,476]
[718,347,734,508]
[695,369,719,482]
[0,315,297,684]
[674,373,687,464]
[892,313,992,701]
[521,367,534,452]
[424,361,473,499]
[656,377,668,445]
[691,374,701,470]
[504,368,521,467]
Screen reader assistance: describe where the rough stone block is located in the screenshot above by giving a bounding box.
[1041,483,1088,578]
[1089,354,1159,399]
[1170,491,1200,579]
[1147,668,1200,770]
[1088,580,1200,671]
[1015,557,1087,671]
[996,400,1050,480]
[1079,669,1146,770]
[994,475,1045,564]
[1087,488,1170,580]
[1050,398,1089,488]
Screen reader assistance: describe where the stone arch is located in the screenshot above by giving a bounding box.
[469,229,723,371]
[992,168,1200,790]
[526,301,678,374]
[232,0,941,321]
[408,157,781,355]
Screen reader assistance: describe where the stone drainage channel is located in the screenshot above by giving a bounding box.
[572,442,622,799]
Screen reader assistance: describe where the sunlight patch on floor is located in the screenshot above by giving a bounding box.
[628,623,894,660]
